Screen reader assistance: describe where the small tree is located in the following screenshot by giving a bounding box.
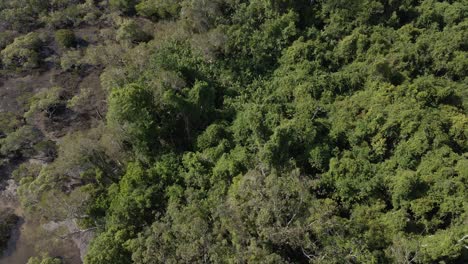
[27,256,63,264]
[136,0,181,20]
[0,32,42,70]
[0,30,18,50]
[55,29,76,48]
[109,0,137,13]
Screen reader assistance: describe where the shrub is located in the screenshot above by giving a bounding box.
[109,0,137,13]
[55,29,76,48]
[0,32,42,70]
[0,30,18,50]
[25,86,63,119]
[136,0,181,20]
[41,2,99,28]
[12,162,42,182]
[60,49,82,71]
[0,112,21,135]
[116,20,151,45]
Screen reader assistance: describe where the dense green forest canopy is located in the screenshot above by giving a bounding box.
[0,0,467,263]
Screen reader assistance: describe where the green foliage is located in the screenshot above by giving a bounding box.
[0,125,42,158]
[27,256,63,264]
[84,0,468,262]
[0,30,18,50]
[40,2,100,28]
[12,162,42,182]
[55,29,76,48]
[84,230,131,264]
[107,83,157,158]
[0,32,42,70]
[60,49,83,70]
[0,0,97,31]
[0,112,22,135]
[0,0,48,31]
[24,86,64,120]
[136,0,181,20]
[116,20,151,45]
[225,5,299,75]
[6,0,468,263]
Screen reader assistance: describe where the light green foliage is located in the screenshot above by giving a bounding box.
[5,0,467,263]
[84,0,468,262]
[25,86,63,119]
[107,162,161,229]
[17,127,121,222]
[0,125,42,158]
[0,32,42,70]
[0,0,97,31]
[84,230,131,264]
[107,84,157,158]
[27,256,62,264]
[40,2,100,28]
[12,162,42,182]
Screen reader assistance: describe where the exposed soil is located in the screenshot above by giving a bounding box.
[0,24,105,263]
[0,168,83,264]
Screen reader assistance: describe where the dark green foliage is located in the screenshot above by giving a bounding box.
[84,0,468,262]
[0,30,18,50]
[109,0,138,13]
[0,209,19,252]
[27,256,63,264]
[136,0,181,20]
[0,0,97,31]
[116,20,152,45]
[107,83,157,158]
[0,0,48,31]
[55,29,76,48]
[0,125,43,158]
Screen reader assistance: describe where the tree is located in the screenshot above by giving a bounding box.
[109,0,138,13]
[55,29,76,48]
[116,20,151,46]
[6,0,467,263]
[1,32,42,69]
[27,256,62,264]
[136,0,181,20]
[107,83,157,159]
